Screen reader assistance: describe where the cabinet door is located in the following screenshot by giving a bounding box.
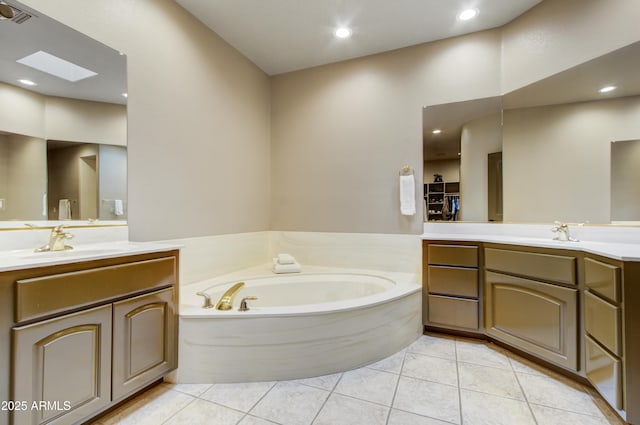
[112,288,177,400]
[12,305,112,425]
[485,271,578,370]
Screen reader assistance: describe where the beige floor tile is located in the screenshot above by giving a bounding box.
[460,389,536,425]
[162,398,244,425]
[455,340,511,369]
[334,367,399,406]
[366,349,406,374]
[530,404,614,425]
[516,372,604,417]
[239,415,280,425]
[393,376,460,424]
[401,352,458,386]
[162,382,213,397]
[292,372,342,391]
[99,385,195,425]
[249,381,329,425]
[387,409,453,425]
[200,381,275,412]
[313,393,389,425]
[458,362,524,400]
[406,334,456,359]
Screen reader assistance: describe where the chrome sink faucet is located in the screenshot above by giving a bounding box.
[35,225,74,252]
[551,221,577,241]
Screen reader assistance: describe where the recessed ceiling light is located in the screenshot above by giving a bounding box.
[122,93,128,98]
[458,8,478,21]
[334,27,352,39]
[18,79,36,86]
[599,85,617,93]
[432,129,442,134]
[17,50,98,82]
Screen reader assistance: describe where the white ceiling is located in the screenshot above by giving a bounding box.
[175,0,543,76]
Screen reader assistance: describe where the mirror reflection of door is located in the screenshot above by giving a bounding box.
[79,155,98,219]
[47,141,127,220]
[487,152,503,222]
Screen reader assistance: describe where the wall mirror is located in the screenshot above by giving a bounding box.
[423,97,502,222]
[0,0,127,225]
[424,39,640,225]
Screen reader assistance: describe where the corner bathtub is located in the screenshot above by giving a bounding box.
[175,270,422,383]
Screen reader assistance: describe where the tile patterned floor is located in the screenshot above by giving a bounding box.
[92,333,625,425]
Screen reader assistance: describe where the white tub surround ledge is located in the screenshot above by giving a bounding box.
[423,222,640,261]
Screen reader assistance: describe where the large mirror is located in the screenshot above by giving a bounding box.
[0,0,127,225]
[424,39,640,225]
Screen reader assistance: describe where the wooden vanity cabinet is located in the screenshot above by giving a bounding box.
[484,246,579,371]
[0,250,179,425]
[423,241,481,333]
[583,255,640,424]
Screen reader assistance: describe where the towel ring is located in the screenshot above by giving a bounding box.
[399,165,414,176]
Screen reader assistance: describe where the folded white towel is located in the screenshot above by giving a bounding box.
[399,175,416,216]
[276,253,296,265]
[272,262,302,274]
[58,199,71,220]
[114,199,124,216]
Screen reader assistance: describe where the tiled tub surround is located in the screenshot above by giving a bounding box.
[92,333,623,425]
[176,264,422,383]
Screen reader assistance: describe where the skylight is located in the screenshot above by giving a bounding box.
[17,51,98,82]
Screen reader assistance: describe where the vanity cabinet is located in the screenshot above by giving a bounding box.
[112,288,176,400]
[484,246,579,371]
[423,241,481,333]
[0,250,179,425]
[422,238,640,424]
[12,305,113,425]
[584,256,625,414]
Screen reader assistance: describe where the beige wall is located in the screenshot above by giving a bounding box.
[0,83,126,145]
[271,30,502,234]
[460,113,503,222]
[45,97,126,146]
[503,96,640,223]
[0,83,45,138]
[0,134,47,220]
[424,160,460,184]
[611,140,640,221]
[501,0,640,92]
[22,0,271,241]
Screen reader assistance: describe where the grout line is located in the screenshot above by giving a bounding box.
[510,357,539,425]
[454,339,464,425]
[159,395,198,425]
[385,349,408,425]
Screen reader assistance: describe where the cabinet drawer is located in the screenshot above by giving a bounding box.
[585,291,621,356]
[428,266,478,298]
[485,248,576,285]
[428,244,478,267]
[16,257,176,323]
[585,258,621,303]
[586,335,623,410]
[427,295,478,330]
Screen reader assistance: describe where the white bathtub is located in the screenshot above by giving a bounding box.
[175,268,422,383]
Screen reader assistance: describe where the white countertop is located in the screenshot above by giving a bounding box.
[421,232,640,262]
[0,241,182,272]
